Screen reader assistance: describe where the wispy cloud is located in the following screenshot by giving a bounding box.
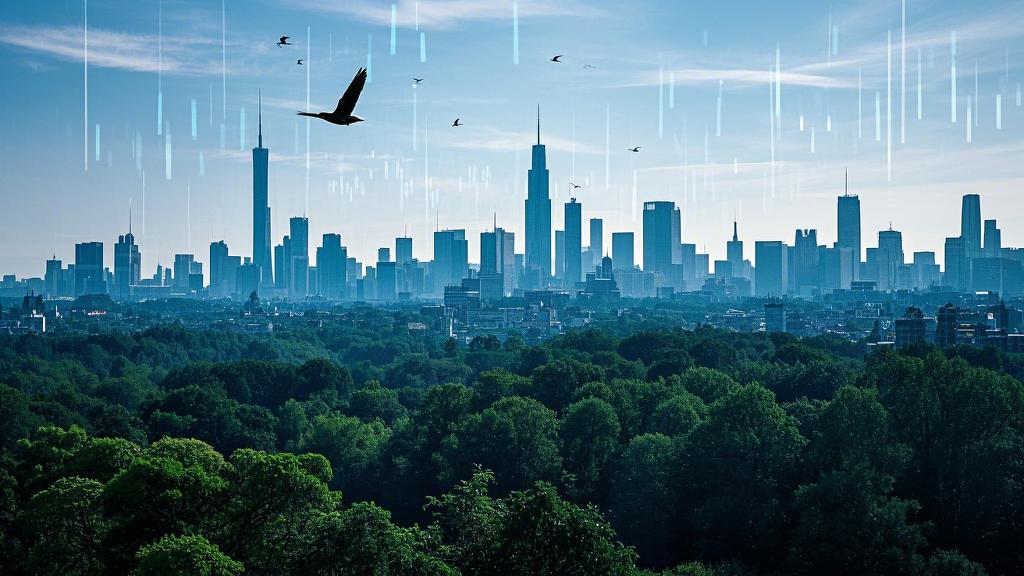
[625,68,854,90]
[0,25,222,76]
[282,0,599,30]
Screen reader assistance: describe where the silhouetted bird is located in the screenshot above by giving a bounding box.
[297,67,367,126]
[452,118,463,127]
[297,59,303,65]
[413,78,424,84]
[277,36,291,47]
[570,182,582,189]
[628,146,641,152]
[551,55,563,62]
[582,64,596,69]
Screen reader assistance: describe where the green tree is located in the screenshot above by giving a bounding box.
[134,534,243,576]
[609,433,678,568]
[560,397,620,501]
[24,476,107,576]
[648,391,707,438]
[297,413,389,496]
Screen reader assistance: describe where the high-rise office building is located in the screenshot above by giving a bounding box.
[554,230,565,282]
[378,247,390,263]
[791,229,819,294]
[497,229,515,296]
[565,198,582,287]
[877,228,904,292]
[274,240,288,290]
[172,254,196,291]
[524,109,551,284]
[754,240,788,297]
[74,242,105,296]
[612,232,634,271]
[961,194,982,257]
[944,236,969,291]
[317,233,347,300]
[113,231,140,299]
[837,188,861,279]
[376,261,396,301]
[252,94,272,286]
[727,221,744,269]
[589,218,603,267]
[44,257,62,298]
[395,236,413,265]
[480,230,499,275]
[984,219,1002,258]
[209,240,230,297]
[289,217,309,299]
[642,201,681,283]
[433,229,468,292]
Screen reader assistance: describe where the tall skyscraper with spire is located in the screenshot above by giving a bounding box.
[961,193,981,258]
[837,170,861,280]
[524,107,551,286]
[253,92,272,286]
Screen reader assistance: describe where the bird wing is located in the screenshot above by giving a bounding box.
[280,36,288,42]
[333,67,367,116]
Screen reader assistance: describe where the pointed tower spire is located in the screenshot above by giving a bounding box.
[129,193,133,235]
[536,104,541,145]
[732,220,738,242]
[844,166,848,196]
[257,89,263,148]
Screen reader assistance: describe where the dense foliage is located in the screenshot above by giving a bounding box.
[1,312,1022,574]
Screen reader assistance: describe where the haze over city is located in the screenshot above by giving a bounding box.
[2,0,1023,278]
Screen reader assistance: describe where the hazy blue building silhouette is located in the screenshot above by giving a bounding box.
[554,230,565,283]
[877,228,904,292]
[755,240,787,297]
[395,236,413,265]
[612,232,634,271]
[113,231,140,299]
[524,109,551,285]
[589,218,603,268]
[253,95,272,286]
[208,240,234,298]
[791,229,819,295]
[565,198,582,287]
[642,201,681,285]
[727,221,743,271]
[961,194,982,258]
[289,217,309,299]
[433,229,468,292]
[44,257,62,297]
[945,236,969,291]
[376,261,396,301]
[984,219,1001,258]
[317,233,347,300]
[74,242,105,296]
[837,192,861,279]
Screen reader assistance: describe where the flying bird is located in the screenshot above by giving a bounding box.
[582,64,596,69]
[628,147,641,152]
[570,182,582,189]
[550,55,563,62]
[277,36,291,47]
[297,67,368,126]
[413,78,424,84]
[452,118,463,127]
[297,59,303,66]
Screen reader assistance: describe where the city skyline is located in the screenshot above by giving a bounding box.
[2,1,1024,276]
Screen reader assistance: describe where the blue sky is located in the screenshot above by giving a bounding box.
[1,0,1023,277]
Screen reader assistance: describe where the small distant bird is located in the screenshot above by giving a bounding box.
[452,118,463,127]
[582,64,596,69]
[297,59,303,66]
[628,146,641,152]
[570,182,582,189]
[297,67,367,126]
[413,78,424,85]
[277,36,291,47]
[551,55,563,62]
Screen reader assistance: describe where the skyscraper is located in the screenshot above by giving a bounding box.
[433,229,468,292]
[252,93,272,286]
[74,242,105,296]
[754,240,788,297]
[791,229,819,294]
[877,228,904,292]
[983,219,1002,258]
[612,232,634,271]
[44,257,62,298]
[961,193,982,257]
[113,231,140,299]
[289,217,309,299]
[727,221,743,267]
[589,218,603,268]
[642,201,681,283]
[317,233,347,300]
[395,236,413,265]
[944,236,969,291]
[564,198,582,287]
[837,182,861,279]
[554,230,565,282]
[209,240,234,298]
[524,108,551,285]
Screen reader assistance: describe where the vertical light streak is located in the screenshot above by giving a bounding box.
[84,0,88,171]
[191,98,197,140]
[716,80,723,137]
[996,94,1002,130]
[367,35,373,82]
[858,68,862,138]
[95,124,100,162]
[917,48,922,120]
[158,0,162,136]
[900,0,905,144]
[669,72,675,109]
[605,104,610,189]
[306,26,311,216]
[974,62,979,126]
[390,4,397,55]
[420,32,426,62]
[512,2,519,65]
[769,68,775,197]
[412,87,418,151]
[887,30,892,181]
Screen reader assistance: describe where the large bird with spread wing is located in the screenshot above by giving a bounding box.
[298,67,368,126]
